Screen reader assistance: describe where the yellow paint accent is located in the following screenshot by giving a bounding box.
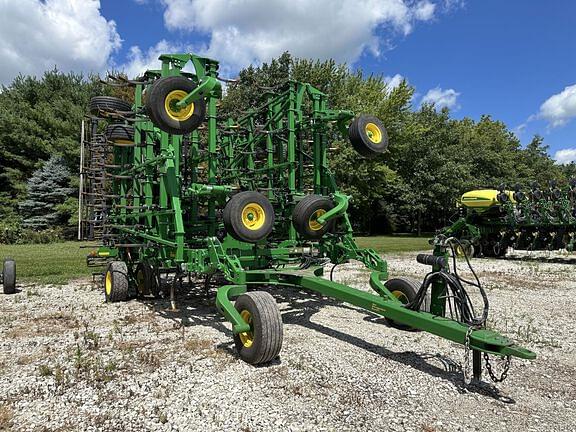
[112,139,134,145]
[98,251,110,257]
[241,202,266,230]
[460,189,516,209]
[164,90,194,121]
[391,289,409,304]
[238,309,254,348]
[308,208,327,231]
[105,271,112,296]
[365,122,382,144]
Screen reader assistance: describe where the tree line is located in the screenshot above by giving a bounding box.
[0,54,572,242]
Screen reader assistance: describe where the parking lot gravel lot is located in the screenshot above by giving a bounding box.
[1,251,575,431]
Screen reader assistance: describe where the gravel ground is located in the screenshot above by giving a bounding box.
[1,252,575,432]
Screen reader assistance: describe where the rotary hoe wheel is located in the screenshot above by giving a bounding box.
[146,76,207,135]
[348,115,388,158]
[233,291,283,364]
[223,191,275,243]
[104,261,129,303]
[292,194,336,240]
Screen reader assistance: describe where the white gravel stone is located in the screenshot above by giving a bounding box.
[0,252,575,431]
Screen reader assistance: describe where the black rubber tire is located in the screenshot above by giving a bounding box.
[348,115,388,158]
[89,96,132,117]
[105,124,134,143]
[233,291,283,365]
[455,240,474,259]
[384,277,427,330]
[146,76,206,135]
[292,195,336,240]
[104,261,129,302]
[135,262,159,297]
[2,259,16,294]
[223,191,275,243]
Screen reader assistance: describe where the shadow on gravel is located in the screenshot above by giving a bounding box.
[274,288,516,403]
[138,276,514,403]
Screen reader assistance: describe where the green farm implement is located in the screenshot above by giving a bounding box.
[439,181,576,258]
[78,52,535,383]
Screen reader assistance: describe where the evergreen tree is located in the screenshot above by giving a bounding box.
[19,156,74,230]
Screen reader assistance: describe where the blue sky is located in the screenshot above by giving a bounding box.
[1,0,575,162]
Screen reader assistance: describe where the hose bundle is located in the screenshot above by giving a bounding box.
[407,238,489,327]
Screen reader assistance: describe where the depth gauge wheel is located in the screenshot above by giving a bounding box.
[292,194,336,240]
[348,115,388,158]
[135,262,159,297]
[104,261,129,302]
[233,291,283,364]
[2,259,16,294]
[146,76,206,134]
[454,241,474,259]
[384,277,429,330]
[223,191,275,243]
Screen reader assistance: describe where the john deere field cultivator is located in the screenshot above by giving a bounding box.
[439,182,576,258]
[78,53,534,382]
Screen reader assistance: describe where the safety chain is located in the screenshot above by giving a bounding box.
[483,353,511,383]
[462,326,474,385]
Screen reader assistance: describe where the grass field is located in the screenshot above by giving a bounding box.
[355,235,430,253]
[0,241,97,285]
[0,236,429,285]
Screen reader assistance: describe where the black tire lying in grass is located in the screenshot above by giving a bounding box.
[89,96,133,117]
[145,76,206,135]
[223,191,275,243]
[2,259,16,294]
[104,261,129,302]
[348,115,388,158]
[233,291,283,364]
[384,277,430,330]
[292,194,336,240]
[105,124,134,144]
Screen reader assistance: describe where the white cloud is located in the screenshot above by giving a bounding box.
[421,86,460,110]
[554,148,576,164]
[384,73,405,90]
[538,84,576,128]
[159,0,440,72]
[413,1,436,21]
[121,40,186,79]
[0,0,121,85]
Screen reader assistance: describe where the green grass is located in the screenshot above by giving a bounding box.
[0,236,428,285]
[0,241,96,285]
[355,235,431,253]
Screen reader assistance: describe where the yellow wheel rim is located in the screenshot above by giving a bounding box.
[308,209,327,231]
[241,203,266,230]
[164,90,195,121]
[455,245,465,257]
[105,271,112,296]
[238,310,254,348]
[391,290,409,304]
[365,122,382,144]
